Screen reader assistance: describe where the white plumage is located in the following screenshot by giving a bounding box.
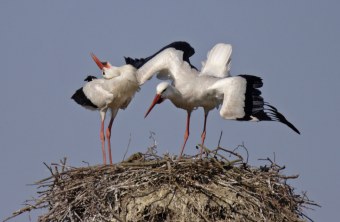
[72,42,195,164]
[200,43,232,78]
[139,42,300,158]
[207,76,247,119]
[72,41,299,162]
[72,53,139,165]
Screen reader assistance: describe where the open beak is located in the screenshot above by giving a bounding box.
[90,52,110,70]
[144,94,164,118]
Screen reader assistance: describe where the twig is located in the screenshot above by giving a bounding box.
[147,131,158,155]
[60,157,67,173]
[258,157,285,172]
[218,147,244,162]
[217,130,223,147]
[232,142,249,164]
[82,161,90,167]
[122,133,132,161]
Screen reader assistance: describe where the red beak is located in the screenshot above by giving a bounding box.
[144,94,164,118]
[90,52,110,70]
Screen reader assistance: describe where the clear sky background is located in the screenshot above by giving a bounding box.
[1,1,339,221]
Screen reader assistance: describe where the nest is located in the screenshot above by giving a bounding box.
[5,146,317,222]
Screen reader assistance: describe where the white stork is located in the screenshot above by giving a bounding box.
[129,42,301,158]
[71,53,139,164]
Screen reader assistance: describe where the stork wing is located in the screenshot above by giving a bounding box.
[200,43,232,78]
[74,79,114,110]
[207,75,300,134]
[125,41,198,85]
[207,76,248,119]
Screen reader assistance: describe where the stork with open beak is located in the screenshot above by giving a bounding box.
[133,42,300,158]
[71,42,194,164]
[71,53,139,164]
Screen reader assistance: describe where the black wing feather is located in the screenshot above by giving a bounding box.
[71,87,98,109]
[124,41,197,70]
[237,75,300,134]
[84,75,97,82]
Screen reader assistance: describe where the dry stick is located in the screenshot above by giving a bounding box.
[60,157,67,173]
[196,144,220,160]
[122,133,132,161]
[258,157,286,172]
[259,157,275,165]
[147,131,158,155]
[299,212,315,222]
[43,162,54,177]
[232,143,249,164]
[43,162,61,185]
[210,131,225,159]
[194,146,243,174]
[300,191,320,208]
[50,163,77,172]
[210,148,242,165]
[3,199,45,222]
[277,174,299,180]
[82,161,90,167]
[119,159,168,167]
[217,130,223,147]
[218,146,244,162]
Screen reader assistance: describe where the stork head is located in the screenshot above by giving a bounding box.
[90,53,120,79]
[144,82,172,118]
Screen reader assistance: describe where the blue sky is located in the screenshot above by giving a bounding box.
[1,1,339,221]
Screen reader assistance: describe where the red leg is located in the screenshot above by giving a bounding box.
[100,119,106,165]
[106,118,113,165]
[179,111,191,158]
[100,111,107,165]
[106,109,118,165]
[200,111,209,158]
